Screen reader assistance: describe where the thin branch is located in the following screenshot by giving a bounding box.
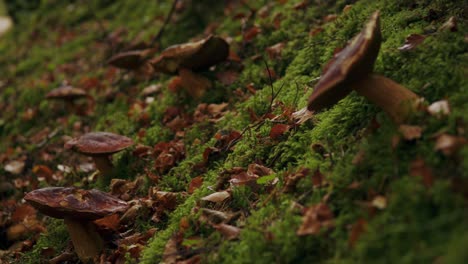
[150,0,178,46]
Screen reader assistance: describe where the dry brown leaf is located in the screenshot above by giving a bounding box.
[188,176,203,194]
[201,191,230,203]
[213,223,240,240]
[266,42,285,59]
[4,160,25,175]
[399,125,422,140]
[297,203,334,236]
[398,34,426,51]
[348,218,367,248]
[94,214,121,231]
[439,16,457,32]
[11,204,36,223]
[243,26,261,42]
[427,100,450,116]
[409,157,434,187]
[434,134,466,156]
[269,124,290,140]
[371,196,387,210]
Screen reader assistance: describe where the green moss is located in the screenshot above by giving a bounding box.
[2,0,467,263]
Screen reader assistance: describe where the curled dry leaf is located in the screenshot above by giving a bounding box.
[32,165,53,182]
[434,134,467,156]
[348,218,367,248]
[243,26,261,42]
[201,191,230,203]
[371,195,387,209]
[283,168,310,193]
[94,214,121,231]
[188,176,203,194]
[292,107,314,124]
[398,34,426,52]
[439,16,457,32]
[427,100,450,116]
[266,42,285,59]
[4,160,25,175]
[213,223,240,240]
[216,70,240,86]
[409,157,434,187]
[398,124,422,140]
[269,124,291,140]
[297,202,334,236]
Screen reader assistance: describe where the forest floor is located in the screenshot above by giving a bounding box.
[0,0,467,263]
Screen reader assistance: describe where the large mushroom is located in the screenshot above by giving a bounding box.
[64,132,134,177]
[24,187,128,262]
[307,11,420,124]
[149,35,229,98]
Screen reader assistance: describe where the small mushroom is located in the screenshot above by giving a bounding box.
[64,132,134,177]
[307,11,420,124]
[107,48,157,71]
[46,83,92,114]
[24,187,128,263]
[150,35,229,98]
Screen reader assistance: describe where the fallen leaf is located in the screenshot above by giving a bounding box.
[213,223,240,240]
[371,196,387,209]
[297,203,334,236]
[398,34,426,51]
[348,218,367,248]
[188,176,203,194]
[243,26,261,42]
[32,165,53,182]
[94,214,121,231]
[216,70,240,86]
[434,134,466,156]
[266,42,285,59]
[292,107,314,124]
[409,157,434,187]
[11,204,36,222]
[201,191,230,203]
[427,100,450,116]
[439,16,457,32]
[269,124,290,140]
[4,160,25,175]
[399,124,422,140]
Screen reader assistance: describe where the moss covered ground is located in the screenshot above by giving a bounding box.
[0,0,467,263]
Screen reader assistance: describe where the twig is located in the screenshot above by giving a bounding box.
[150,0,178,46]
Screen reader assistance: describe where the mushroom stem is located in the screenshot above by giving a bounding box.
[64,218,103,263]
[351,74,420,124]
[92,156,114,177]
[179,68,212,98]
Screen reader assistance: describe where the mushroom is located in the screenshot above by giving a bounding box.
[307,11,420,124]
[64,132,134,177]
[46,83,92,114]
[149,35,229,98]
[107,48,157,71]
[24,187,128,263]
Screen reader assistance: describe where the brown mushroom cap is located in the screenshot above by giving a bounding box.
[107,48,157,70]
[45,85,88,101]
[150,35,229,74]
[308,11,381,112]
[25,187,128,220]
[64,132,134,156]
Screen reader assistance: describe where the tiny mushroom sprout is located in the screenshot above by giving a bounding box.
[307,11,420,124]
[46,83,92,114]
[64,132,134,177]
[24,187,128,262]
[150,35,229,98]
